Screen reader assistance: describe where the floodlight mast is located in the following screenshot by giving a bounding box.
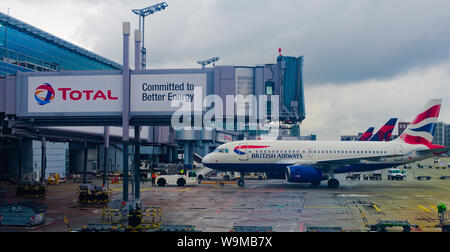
[131,2,168,69]
[197,57,221,69]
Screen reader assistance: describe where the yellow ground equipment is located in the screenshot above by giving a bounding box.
[76,184,111,204]
[16,182,46,198]
[47,173,61,185]
[102,202,162,231]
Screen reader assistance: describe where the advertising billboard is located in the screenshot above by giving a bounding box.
[16,71,123,118]
[15,70,212,125]
[28,75,122,113]
[130,73,207,113]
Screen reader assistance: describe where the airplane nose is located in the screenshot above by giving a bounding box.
[202,154,212,165]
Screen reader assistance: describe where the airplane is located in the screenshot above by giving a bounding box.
[202,99,449,188]
[356,127,375,141]
[369,118,398,141]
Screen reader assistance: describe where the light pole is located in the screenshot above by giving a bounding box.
[131,2,168,69]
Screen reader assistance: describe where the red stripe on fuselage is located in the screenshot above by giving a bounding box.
[234,145,270,150]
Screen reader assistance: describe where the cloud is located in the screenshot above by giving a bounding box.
[301,61,450,140]
[2,0,450,85]
[2,0,450,141]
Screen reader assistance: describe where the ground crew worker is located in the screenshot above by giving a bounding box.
[151,173,156,187]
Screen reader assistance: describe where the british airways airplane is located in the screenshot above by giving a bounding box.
[202,99,449,188]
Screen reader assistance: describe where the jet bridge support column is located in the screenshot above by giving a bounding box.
[40,137,46,183]
[176,129,196,171]
[202,129,214,157]
[134,126,141,200]
[17,139,23,183]
[183,142,193,170]
[83,141,88,184]
[103,127,110,187]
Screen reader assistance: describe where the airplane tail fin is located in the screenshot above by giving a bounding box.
[369,118,398,141]
[396,99,443,149]
[357,127,375,141]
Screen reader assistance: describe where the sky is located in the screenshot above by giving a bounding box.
[2,0,450,140]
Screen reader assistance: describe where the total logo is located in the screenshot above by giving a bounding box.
[34,83,119,105]
[34,83,55,106]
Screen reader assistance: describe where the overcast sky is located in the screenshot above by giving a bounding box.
[2,0,450,140]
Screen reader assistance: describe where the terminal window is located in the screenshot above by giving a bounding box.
[265,81,274,95]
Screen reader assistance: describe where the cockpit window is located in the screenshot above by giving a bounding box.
[213,148,229,153]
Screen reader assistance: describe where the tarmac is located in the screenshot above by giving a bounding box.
[0,157,449,232]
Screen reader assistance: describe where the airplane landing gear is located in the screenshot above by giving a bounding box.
[327,178,340,188]
[238,172,245,187]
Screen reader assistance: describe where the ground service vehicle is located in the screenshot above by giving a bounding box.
[387,168,404,180]
[156,171,197,187]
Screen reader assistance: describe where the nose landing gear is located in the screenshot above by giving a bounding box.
[238,172,245,187]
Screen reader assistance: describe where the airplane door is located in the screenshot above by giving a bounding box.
[239,142,249,161]
[393,144,404,162]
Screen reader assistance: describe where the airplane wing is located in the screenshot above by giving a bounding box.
[416,147,450,155]
[290,153,401,171]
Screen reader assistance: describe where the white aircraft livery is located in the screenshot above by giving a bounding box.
[202,99,449,188]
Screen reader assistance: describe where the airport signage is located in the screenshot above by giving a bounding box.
[27,75,122,113]
[16,71,211,121]
[130,73,207,113]
[16,72,124,118]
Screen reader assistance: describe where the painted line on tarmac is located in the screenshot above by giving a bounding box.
[177,188,192,192]
[299,222,305,232]
[141,188,156,192]
[216,193,241,214]
[372,204,382,212]
[303,206,355,209]
[418,205,431,213]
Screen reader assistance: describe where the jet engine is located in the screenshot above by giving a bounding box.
[285,165,329,184]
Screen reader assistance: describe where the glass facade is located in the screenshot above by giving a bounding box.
[0,13,121,76]
[432,122,450,147]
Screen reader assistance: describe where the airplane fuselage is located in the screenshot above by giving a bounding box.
[202,140,430,175]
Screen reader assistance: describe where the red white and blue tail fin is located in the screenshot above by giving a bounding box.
[357,127,375,141]
[396,99,443,149]
[369,118,398,141]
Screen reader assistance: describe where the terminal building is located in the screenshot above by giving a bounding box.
[0,12,307,182]
[0,12,123,182]
[0,12,121,75]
